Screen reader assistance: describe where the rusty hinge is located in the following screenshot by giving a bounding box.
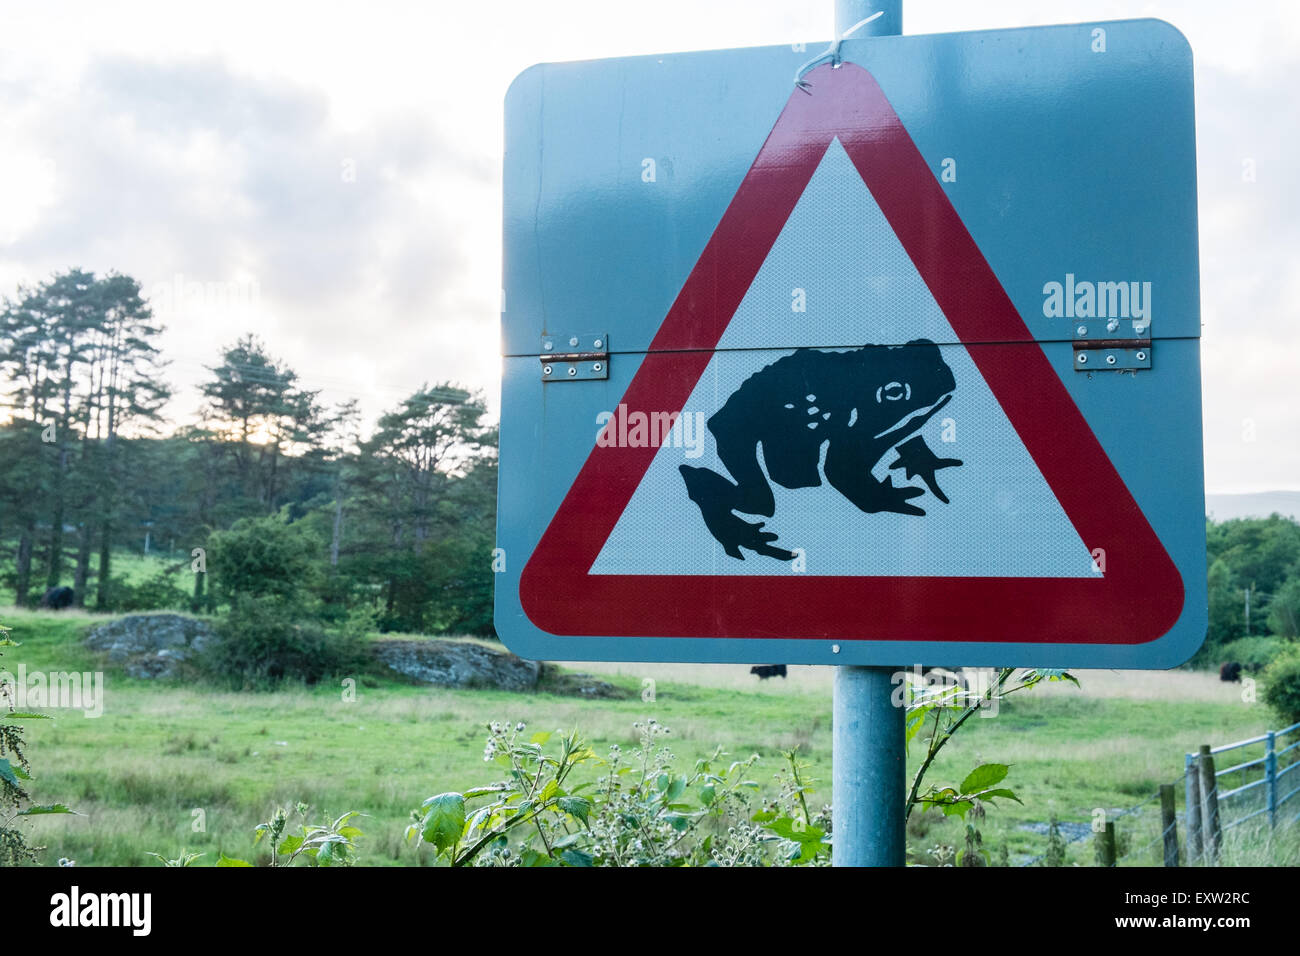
[541,332,608,381]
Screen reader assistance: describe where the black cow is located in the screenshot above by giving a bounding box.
[39,586,75,610]
[1220,661,1243,683]
[750,664,788,680]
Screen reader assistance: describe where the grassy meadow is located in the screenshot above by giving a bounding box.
[2,606,1296,867]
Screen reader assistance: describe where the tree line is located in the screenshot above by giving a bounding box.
[1202,514,1300,665]
[0,268,496,635]
[5,270,1300,657]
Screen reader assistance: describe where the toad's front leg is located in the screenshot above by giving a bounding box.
[824,438,926,516]
[887,436,963,504]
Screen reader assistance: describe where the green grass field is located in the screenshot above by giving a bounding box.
[2,606,1296,866]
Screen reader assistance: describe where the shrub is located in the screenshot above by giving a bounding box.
[102,570,189,613]
[1216,636,1288,673]
[206,514,318,605]
[1262,650,1300,726]
[200,596,370,688]
[1267,578,1300,640]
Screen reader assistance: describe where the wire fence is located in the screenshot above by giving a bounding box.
[1019,718,1300,866]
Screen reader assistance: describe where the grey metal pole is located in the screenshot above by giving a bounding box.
[833,666,906,865]
[829,0,907,870]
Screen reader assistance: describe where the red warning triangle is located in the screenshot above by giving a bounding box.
[520,62,1183,645]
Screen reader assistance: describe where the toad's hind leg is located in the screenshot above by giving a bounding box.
[679,440,793,560]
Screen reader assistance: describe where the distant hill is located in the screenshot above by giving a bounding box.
[1206,491,1300,522]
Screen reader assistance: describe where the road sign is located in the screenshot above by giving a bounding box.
[497,19,1206,668]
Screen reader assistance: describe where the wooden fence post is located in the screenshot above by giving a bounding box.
[1186,754,1202,864]
[1198,744,1221,863]
[1096,819,1117,867]
[1159,784,1179,867]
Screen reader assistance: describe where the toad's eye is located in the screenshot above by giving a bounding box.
[876,381,909,403]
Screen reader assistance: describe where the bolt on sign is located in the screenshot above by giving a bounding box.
[496,19,1206,668]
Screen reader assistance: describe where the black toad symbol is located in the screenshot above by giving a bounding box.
[679,338,963,560]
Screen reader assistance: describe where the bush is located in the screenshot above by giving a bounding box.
[102,570,189,613]
[206,514,318,605]
[200,596,370,688]
[1216,636,1288,673]
[1267,578,1300,640]
[1262,650,1300,726]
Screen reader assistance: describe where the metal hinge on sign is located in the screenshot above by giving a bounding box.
[1072,319,1152,371]
[541,332,608,381]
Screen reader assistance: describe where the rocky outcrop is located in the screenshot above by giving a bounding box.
[373,638,543,691]
[373,638,627,698]
[85,618,627,697]
[85,614,215,679]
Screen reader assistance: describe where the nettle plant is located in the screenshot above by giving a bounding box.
[218,803,363,867]
[149,803,363,867]
[409,720,830,867]
[0,622,76,866]
[410,669,1074,868]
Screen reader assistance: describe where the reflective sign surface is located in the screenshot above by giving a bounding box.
[498,19,1205,667]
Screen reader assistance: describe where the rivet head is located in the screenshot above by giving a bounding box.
[1136,350,1147,361]
[592,362,602,372]
[1106,354,1117,365]
[1077,325,1087,336]
[543,364,552,375]
[568,336,579,347]
[831,644,841,654]
[567,366,577,376]
[593,339,603,349]
[1077,353,1088,364]
[543,341,553,351]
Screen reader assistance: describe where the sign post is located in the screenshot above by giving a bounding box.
[830,0,905,869]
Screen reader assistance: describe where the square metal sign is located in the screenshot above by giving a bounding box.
[496,19,1206,668]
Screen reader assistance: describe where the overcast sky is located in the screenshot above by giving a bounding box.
[0,0,1295,493]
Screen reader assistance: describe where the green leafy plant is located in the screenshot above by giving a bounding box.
[103,570,190,613]
[0,621,77,865]
[751,749,832,866]
[958,819,987,867]
[1216,635,1288,673]
[905,668,1077,821]
[145,849,205,867]
[213,802,362,867]
[926,842,956,866]
[406,669,1074,868]
[407,720,830,867]
[200,595,369,688]
[1262,649,1300,725]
